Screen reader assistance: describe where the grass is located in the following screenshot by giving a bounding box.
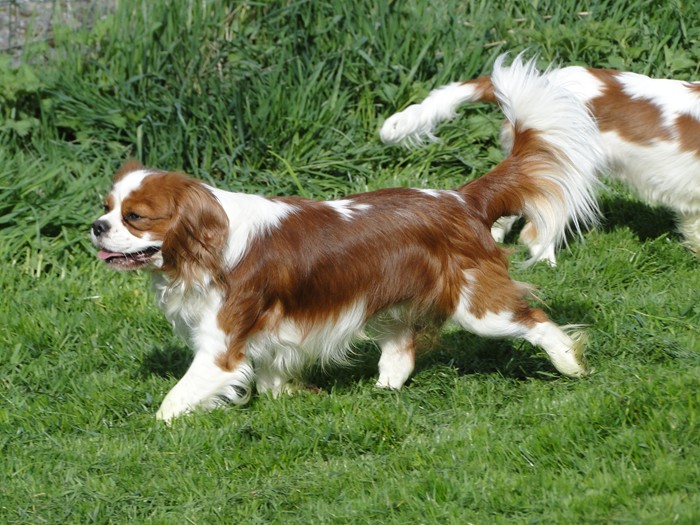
[1,0,699,523]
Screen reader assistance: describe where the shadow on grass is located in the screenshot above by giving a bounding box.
[418,332,555,381]
[497,195,679,247]
[310,322,591,392]
[598,195,679,242]
[308,335,566,393]
[137,298,596,389]
[140,344,192,379]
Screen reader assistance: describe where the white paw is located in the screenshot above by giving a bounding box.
[529,243,557,267]
[375,375,405,390]
[257,379,304,398]
[155,395,193,422]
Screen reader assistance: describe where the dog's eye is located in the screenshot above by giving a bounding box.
[124,212,142,222]
[102,203,110,213]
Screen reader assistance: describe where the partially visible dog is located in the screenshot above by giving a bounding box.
[381,55,700,264]
[92,57,601,421]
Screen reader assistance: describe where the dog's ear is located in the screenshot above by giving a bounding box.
[161,176,229,286]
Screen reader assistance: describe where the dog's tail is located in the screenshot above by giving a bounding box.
[448,55,601,264]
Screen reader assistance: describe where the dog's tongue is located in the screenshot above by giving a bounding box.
[97,249,124,260]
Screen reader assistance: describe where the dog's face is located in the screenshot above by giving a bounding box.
[91,162,168,270]
[91,161,229,278]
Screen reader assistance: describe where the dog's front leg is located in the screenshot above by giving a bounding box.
[155,325,254,421]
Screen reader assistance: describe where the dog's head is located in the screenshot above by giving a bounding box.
[91,160,229,283]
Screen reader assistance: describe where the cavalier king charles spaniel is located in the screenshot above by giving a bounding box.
[381,55,700,264]
[92,57,601,421]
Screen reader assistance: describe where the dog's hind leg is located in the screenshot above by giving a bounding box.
[519,222,557,266]
[450,275,588,377]
[375,324,416,389]
[521,314,588,377]
[678,211,700,255]
[491,215,520,243]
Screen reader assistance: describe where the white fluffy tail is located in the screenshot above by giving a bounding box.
[379,77,495,146]
[496,54,601,260]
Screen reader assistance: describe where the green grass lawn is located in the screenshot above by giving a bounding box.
[1,1,699,523]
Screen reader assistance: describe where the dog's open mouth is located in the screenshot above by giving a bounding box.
[97,246,161,270]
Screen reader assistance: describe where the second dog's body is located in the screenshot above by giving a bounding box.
[381,58,700,263]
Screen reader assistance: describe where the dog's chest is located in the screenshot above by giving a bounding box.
[151,274,223,343]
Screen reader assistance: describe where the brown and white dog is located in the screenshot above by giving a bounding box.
[92,57,601,421]
[381,54,700,264]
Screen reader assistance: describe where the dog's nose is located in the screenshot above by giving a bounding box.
[92,220,110,237]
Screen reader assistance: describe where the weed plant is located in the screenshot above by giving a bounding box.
[1,0,699,523]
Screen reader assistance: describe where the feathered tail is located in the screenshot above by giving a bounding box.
[379,76,496,146]
[381,54,602,264]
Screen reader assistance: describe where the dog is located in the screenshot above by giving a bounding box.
[380,54,700,264]
[91,57,601,421]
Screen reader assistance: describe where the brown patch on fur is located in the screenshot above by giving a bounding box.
[104,194,115,213]
[113,159,145,183]
[675,114,700,157]
[515,306,550,327]
[588,68,672,145]
[519,222,538,245]
[465,259,532,318]
[215,340,247,372]
[464,76,497,102]
[458,127,563,225]
[215,189,504,368]
[685,82,700,95]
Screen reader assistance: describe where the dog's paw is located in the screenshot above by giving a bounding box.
[155,396,192,423]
